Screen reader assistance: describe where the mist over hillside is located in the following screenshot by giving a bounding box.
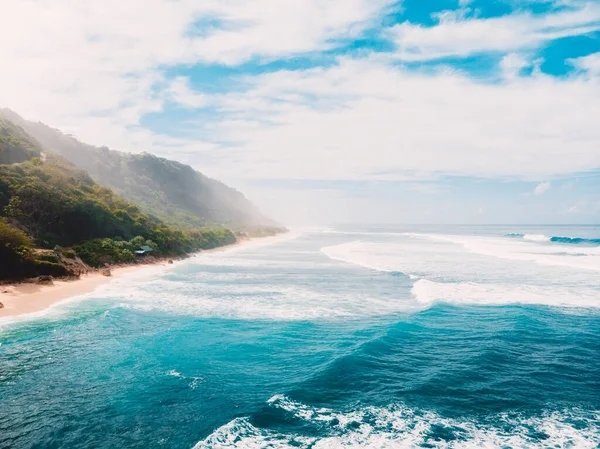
[1,109,273,229]
[0,114,42,164]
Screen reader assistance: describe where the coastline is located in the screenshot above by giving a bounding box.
[0,233,289,320]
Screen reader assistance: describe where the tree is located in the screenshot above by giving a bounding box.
[0,218,33,273]
[4,195,23,220]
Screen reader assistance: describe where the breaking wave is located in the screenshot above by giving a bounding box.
[411,279,600,308]
[194,395,600,449]
[321,235,600,309]
[506,233,600,245]
[95,260,423,321]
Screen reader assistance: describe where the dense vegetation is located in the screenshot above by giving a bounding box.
[2,109,272,229]
[0,154,162,246]
[73,228,236,267]
[0,115,41,164]
[0,218,71,278]
[0,154,237,277]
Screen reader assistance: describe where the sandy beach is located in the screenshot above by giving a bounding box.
[0,233,290,319]
[0,264,154,319]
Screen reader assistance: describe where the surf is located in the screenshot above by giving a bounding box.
[194,395,600,449]
[506,233,600,245]
[321,232,600,309]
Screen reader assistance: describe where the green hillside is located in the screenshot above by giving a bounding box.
[1,109,273,229]
[0,153,236,278]
[0,115,42,164]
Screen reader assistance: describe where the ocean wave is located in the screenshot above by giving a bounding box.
[504,233,550,242]
[524,234,551,242]
[411,279,600,309]
[506,233,600,245]
[321,241,400,273]
[551,236,600,245]
[101,275,422,320]
[405,233,600,270]
[321,236,600,276]
[194,395,600,448]
[321,238,600,309]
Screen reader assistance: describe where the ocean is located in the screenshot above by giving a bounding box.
[1,225,599,448]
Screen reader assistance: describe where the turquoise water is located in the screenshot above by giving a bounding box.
[1,226,599,448]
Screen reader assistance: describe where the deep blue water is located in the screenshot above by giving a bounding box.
[1,226,599,448]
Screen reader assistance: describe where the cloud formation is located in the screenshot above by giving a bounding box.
[534,182,552,195]
[387,3,600,61]
[0,0,394,150]
[204,56,600,181]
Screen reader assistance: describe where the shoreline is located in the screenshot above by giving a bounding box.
[0,233,289,320]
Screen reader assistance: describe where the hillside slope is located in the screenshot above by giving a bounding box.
[0,153,237,278]
[0,114,42,164]
[1,109,272,229]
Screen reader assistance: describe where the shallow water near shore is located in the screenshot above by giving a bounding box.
[1,225,599,448]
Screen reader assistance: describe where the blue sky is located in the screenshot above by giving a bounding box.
[1,0,600,224]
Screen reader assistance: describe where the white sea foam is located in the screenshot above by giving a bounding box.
[323,229,408,237]
[103,277,421,320]
[321,235,600,309]
[321,240,433,274]
[0,233,305,327]
[0,289,103,329]
[523,234,551,242]
[403,233,600,271]
[194,395,600,449]
[324,235,600,275]
[166,370,204,389]
[411,279,600,308]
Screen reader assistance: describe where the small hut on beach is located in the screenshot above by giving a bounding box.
[135,245,153,256]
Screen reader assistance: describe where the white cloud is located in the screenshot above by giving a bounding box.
[500,53,531,79]
[569,52,600,75]
[186,0,397,65]
[386,3,600,61]
[0,0,394,152]
[534,181,551,195]
[167,77,208,109]
[199,57,600,182]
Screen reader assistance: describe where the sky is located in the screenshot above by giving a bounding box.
[1,0,599,225]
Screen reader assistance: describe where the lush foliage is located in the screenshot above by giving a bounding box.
[240,226,289,238]
[0,154,162,247]
[0,217,33,266]
[74,229,236,267]
[0,154,238,277]
[0,114,42,164]
[0,218,70,278]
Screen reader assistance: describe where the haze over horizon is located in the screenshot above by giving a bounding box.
[1,0,599,225]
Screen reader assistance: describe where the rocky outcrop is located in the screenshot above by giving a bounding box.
[37,275,54,285]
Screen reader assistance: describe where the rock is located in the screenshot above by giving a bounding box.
[168,260,174,264]
[37,275,54,285]
[100,268,111,277]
